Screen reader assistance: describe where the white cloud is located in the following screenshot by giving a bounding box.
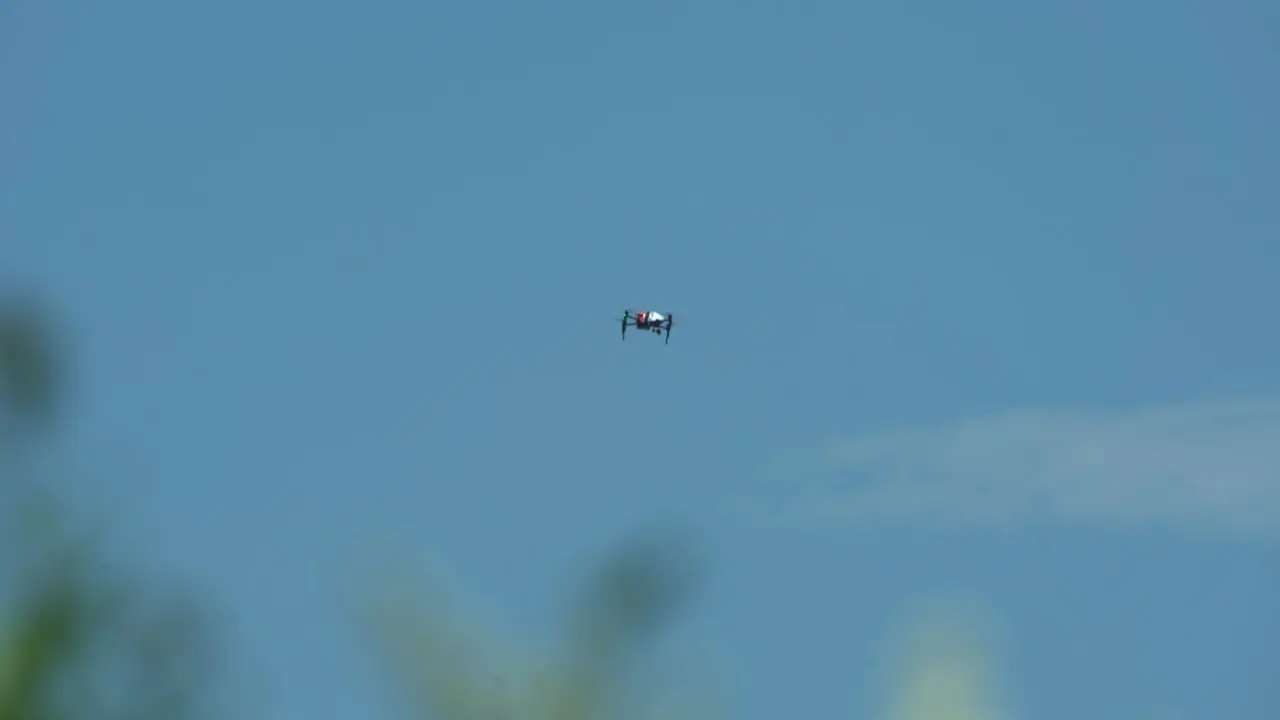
[774,398,1280,540]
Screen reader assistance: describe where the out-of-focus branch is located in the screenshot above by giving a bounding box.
[360,533,702,720]
[0,293,221,720]
[0,291,62,442]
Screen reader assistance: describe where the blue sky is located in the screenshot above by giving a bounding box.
[4,0,1279,718]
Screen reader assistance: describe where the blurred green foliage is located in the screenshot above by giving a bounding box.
[361,535,704,720]
[0,291,1010,720]
[0,292,60,435]
[880,601,1008,720]
[0,297,215,720]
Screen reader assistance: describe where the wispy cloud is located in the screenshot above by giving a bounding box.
[773,397,1280,540]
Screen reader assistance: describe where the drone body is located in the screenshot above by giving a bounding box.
[620,310,674,344]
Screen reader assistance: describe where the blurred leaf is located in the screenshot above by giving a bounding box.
[0,287,220,720]
[366,582,503,720]
[0,295,62,433]
[0,500,219,720]
[880,601,1008,720]
[552,534,697,720]
[0,546,103,720]
[361,532,700,720]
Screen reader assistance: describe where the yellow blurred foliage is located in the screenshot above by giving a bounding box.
[1,290,1025,720]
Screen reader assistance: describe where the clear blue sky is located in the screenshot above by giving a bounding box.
[4,0,1279,718]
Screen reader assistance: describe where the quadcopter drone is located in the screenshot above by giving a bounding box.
[620,309,674,344]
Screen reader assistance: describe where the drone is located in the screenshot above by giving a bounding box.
[620,309,674,344]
